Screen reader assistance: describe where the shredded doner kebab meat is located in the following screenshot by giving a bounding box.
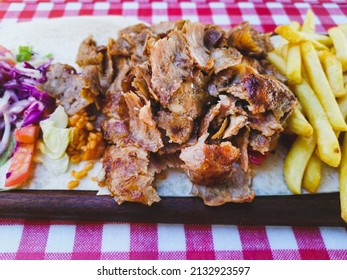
[43,21,297,206]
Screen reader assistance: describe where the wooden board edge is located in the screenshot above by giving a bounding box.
[0,190,345,226]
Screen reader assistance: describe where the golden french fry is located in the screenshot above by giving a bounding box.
[338,93,347,120]
[266,52,286,75]
[338,24,347,38]
[303,153,322,193]
[293,80,341,167]
[289,21,301,31]
[335,93,347,139]
[284,134,316,194]
[275,25,328,50]
[270,35,288,55]
[328,27,347,72]
[339,133,347,222]
[318,50,345,97]
[286,108,313,137]
[300,32,332,47]
[301,41,347,131]
[281,44,289,59]
[286,44,301,84]
[297,102,304,113]
[301,9,315,33]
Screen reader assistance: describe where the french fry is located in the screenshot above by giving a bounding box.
[284,134,316,194]
[293,80,341,167]
[338,93,347,120]
[301,9,315,33]
[286,108,313,137]
[335,93,347,139]
[318,50,345,97]
[289,21,301,31]
[300,41,347,131]
[275,25,328,50]
[303,153,322,193]
[300,33,332,47]
[328,27,347,72]
[286,44,301,84]
[281,44,289,59]
[338,24,347,39]
[266,52,286,75]
[339,133,347,222]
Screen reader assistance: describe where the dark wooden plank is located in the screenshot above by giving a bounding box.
[0,190,345,226]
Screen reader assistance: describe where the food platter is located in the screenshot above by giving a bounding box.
[0,16,346,226]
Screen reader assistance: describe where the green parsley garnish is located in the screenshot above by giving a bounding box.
[16,46,33,62]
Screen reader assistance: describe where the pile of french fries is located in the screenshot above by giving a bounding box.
[266,9,347,222]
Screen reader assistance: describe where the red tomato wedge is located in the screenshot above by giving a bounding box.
[248,150,268,165]
[5,143,35,187]
[14,125,40,144]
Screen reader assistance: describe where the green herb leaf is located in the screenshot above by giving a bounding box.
[16,46,33,62]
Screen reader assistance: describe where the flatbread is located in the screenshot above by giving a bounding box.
[0,16,340,196]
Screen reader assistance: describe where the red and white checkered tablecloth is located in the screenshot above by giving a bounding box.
[0,0,347,260]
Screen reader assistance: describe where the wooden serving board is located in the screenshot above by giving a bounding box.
[0,190,344,226]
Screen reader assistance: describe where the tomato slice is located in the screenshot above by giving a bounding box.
[5,143,35,187]
[14,125,40,144]
[248,150,268,165]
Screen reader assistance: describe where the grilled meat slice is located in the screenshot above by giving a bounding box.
[180,134,240,186]
[241,73,296,119]
[76,36,103,67]
[132,63,159,101]
[228,21,273,57]
[233,128,250,171]
[183,22,213,71]
[191,162,254,206]
[158,110,194,144]
[204,25,225,49]
[40,63,101,115]
[102,144,160,206]
[103,91,129,120]
[199,94,242,137]
[211,47,242,74]
[107,57,131,94]
[101,118,129,145]
[149,152,184,175]
[108,23,149,57]
[249,130,278,154]
[150,21,176,36]
[96,44,115,91]
[223,115,248,139]
[167,77,210,119]
[124,92,163,152]
[248,113,283,137]
[149,30,193,105]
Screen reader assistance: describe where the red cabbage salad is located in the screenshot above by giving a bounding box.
[0,45,55,166]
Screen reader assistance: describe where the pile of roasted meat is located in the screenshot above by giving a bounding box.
[41,21,297,206]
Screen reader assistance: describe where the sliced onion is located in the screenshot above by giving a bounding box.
[7,99,30,115]
[0,112,11,155]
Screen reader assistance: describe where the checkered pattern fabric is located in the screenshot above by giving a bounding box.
[0,0,347,260]
[0,1,346,32]
[0,220,346,260]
